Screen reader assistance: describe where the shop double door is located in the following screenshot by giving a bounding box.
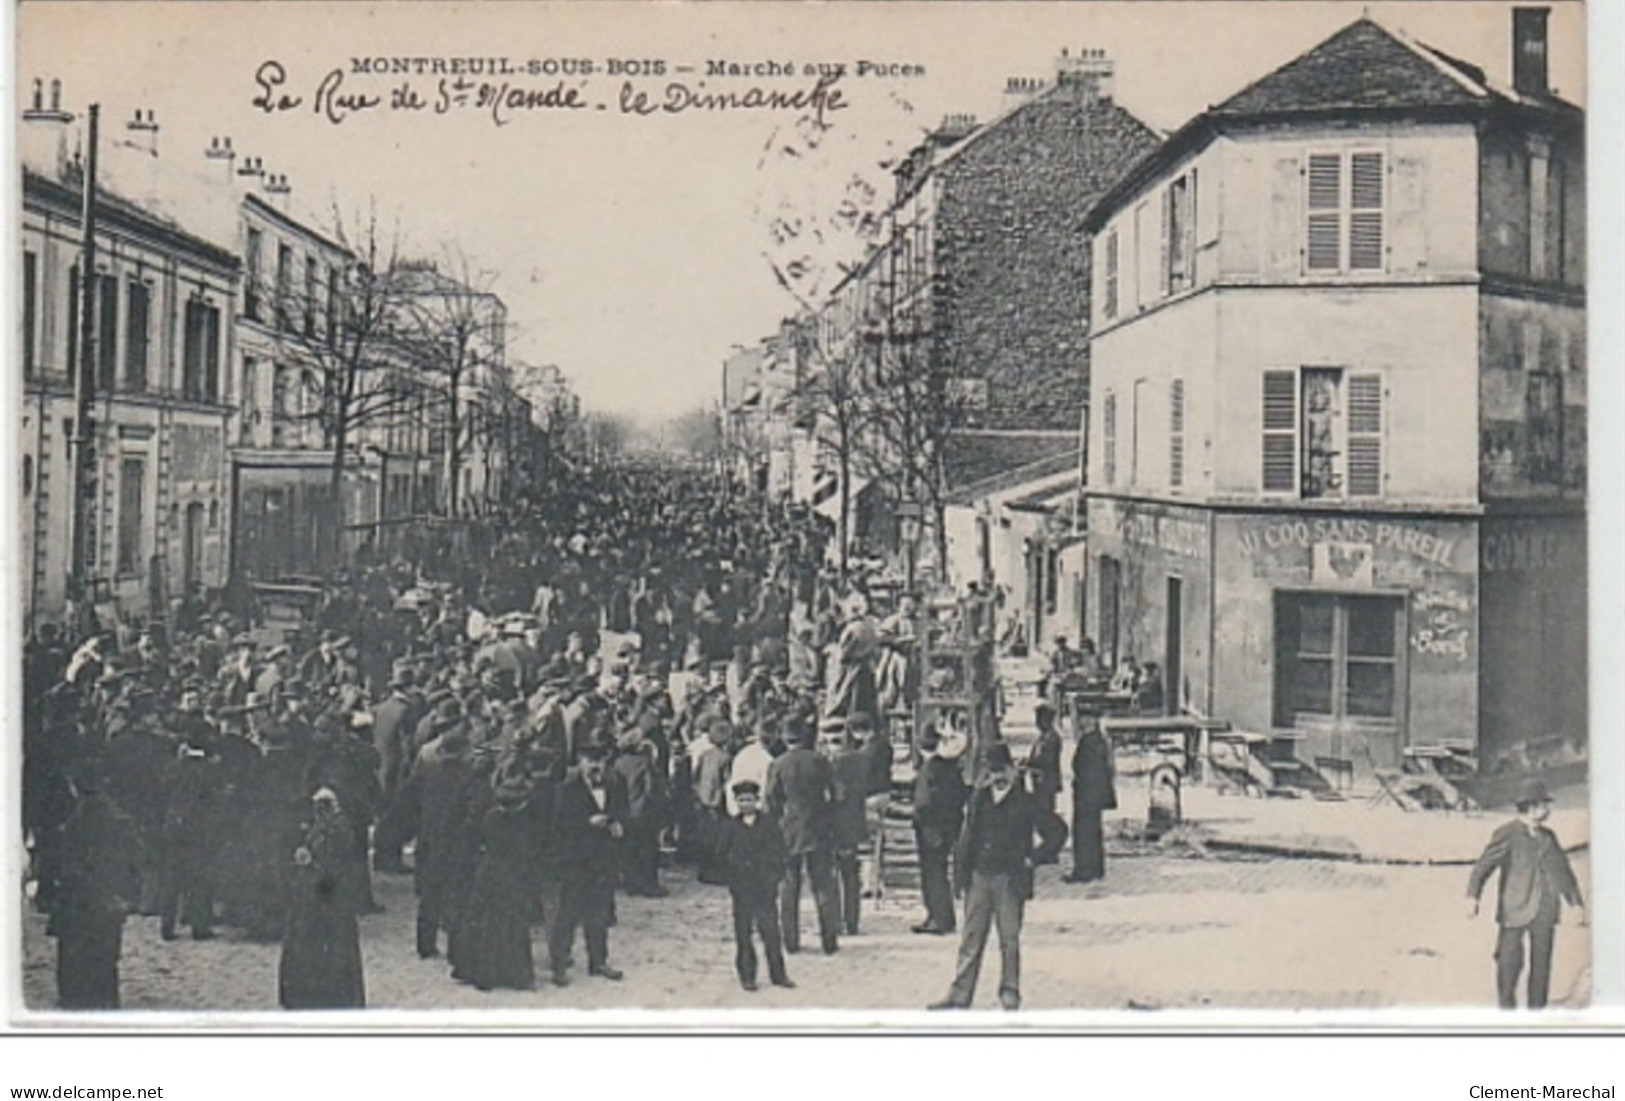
[1274,591,1406,773]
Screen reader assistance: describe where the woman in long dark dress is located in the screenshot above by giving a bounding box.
[278,787,366,1009]
[453,772,539,992]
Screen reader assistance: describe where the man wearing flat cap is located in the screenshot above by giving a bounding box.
[1467,778,1586,1009]
[929,740,1064,1011]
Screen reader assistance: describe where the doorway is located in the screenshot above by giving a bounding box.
[1273,591,1406,772]
[182,501,205,595]
[1164,575,1183,715]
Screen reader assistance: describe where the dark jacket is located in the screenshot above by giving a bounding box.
[612,744,665,822]
[719,811,789,898]
[829,749,872,851]
[1024,727,1064,805]
[1467,819,1584,928]
[371,692,420,796]
[860,733,893,797]
[1070,729,1118,811]
[912,755,967,850]
[764,745,834,855]
[953,784,1062,900]
[551,773,631,882]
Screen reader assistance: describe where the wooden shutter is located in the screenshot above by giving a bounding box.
[1103,391,1118,486]
[1104,231,1119,319]
[1387,154,1428,274]
[1348,152,1385,270]
[1305,154,1342,271]
[1160,183,1173,297]
[1264,156,1301,277]
[1261,370,1298,493]
[1346,373,1383,497]
[1169,378,1185,489]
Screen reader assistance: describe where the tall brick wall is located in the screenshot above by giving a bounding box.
[935,90,1158,431]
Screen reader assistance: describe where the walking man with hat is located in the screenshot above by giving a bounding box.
[1466,778,1586,1009]
[929,741,1064,1011]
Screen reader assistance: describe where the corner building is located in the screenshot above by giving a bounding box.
[1080,13,1584,781]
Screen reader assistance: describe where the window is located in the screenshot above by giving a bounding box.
[117,455,146,576]
[1103,230,1119,320]
[244,227,263,321]
[240,356,259,445]
[66,265,79,375]
[1273,593,1400,724]
[304,256,319,337]
[1260,368,1383,498]
[1305,151,1385,273]
[275,243,292,330]
[1526,371,1563,485]
[182,299,221,402]
[1165,171,1197,294]
[125,280,150,392]
[97,273,118,393]
[1102,390,1117,486]
[1169,378,1186,489]
[327,265,341,348]
[23,251,38,377]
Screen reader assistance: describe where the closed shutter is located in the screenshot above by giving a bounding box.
[1305,154,1343,271]
[1103,231,1119,319]
[1346,373,1383,497]
[1103,391,1118,487]
[1265,156,1302,277]
[1261,370,1298,493]
[1349,152,1385,270]
[1169,378,1185,489]
[1387,155,1428,274]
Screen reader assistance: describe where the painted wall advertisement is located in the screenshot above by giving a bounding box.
[1235,514,1477,667]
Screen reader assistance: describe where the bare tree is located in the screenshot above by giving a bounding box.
[796,328,873,576]
[269,204,418,559]
[395,248,505,518]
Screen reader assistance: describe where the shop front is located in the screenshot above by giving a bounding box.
[1085,497,1214,717]
[1211,512,1480,777]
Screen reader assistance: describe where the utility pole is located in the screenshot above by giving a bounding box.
[68,103,100,625]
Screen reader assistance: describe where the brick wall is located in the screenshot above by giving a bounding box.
[935,90,1158,431]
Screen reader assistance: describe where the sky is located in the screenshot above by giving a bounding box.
[17,1,1587,430]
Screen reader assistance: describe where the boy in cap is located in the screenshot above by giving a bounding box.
[1467,779,1586,1009]
[718,779,795,992]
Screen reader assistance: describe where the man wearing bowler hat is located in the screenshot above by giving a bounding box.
[1466,778,1586,1009]
[929,740,1063,1011]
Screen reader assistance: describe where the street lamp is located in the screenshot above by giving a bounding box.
[896,497,922,593]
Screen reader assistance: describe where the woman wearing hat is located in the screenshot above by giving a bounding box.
[455,767,541,991]
[279,787,366,1009]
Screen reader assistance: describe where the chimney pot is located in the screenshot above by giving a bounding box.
[50,79,61,111]
[1512,7,1550,97]
[32,78,42,111]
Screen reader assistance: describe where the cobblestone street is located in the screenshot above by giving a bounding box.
[20,846,1591,1014]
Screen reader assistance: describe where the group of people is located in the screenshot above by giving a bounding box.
[25,460,1097,1010]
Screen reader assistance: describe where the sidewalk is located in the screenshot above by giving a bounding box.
[995,659,1589,866]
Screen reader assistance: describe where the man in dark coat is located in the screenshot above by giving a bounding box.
[930,742,1064,1011]
[1022,702,1068,866]
[370,668,424,873]
[1467,779,1586,1009]
[764,720,840,955]
[612,728,668,898]
[1066,716,1117,884]
[826,724,870,936]
[548,743,630,985]
[911,727,967,935]
[49,765,142,1009]
[399,722,478,959]
[156,719,224,942]
[718,780,795,992]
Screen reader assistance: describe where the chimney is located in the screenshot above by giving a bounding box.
[1054,46,1114,101]
[125,107,159,157]
[205,135,237,179]
[1512,7,1550,97]
[20,77,74,178]
[1002,75,1046,113]
[934,113,979,143]
[263,171,292,212]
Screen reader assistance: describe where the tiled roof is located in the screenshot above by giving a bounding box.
[943,432,1077,494]
[1211,18,1485,117]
